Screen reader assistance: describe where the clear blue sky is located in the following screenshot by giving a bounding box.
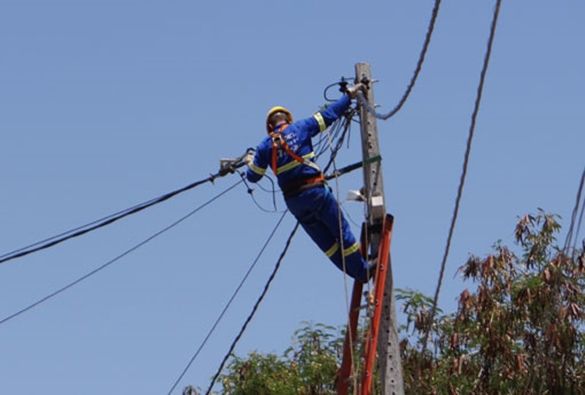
[1,1,583,394]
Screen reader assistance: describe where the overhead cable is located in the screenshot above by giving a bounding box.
[357,0,443,120]
[0,181,242,327]
[167,211,289,394]
[419,0,503,367]
[0,154,249,265]
[202,223,300,395]
[564,166,585,256]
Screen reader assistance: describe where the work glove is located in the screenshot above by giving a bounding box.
[346,83,366,99]
[244,150,255,167]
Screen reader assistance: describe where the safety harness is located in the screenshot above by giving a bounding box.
[269,124,325,199]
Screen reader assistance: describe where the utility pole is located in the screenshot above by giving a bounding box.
[355,62,404,395]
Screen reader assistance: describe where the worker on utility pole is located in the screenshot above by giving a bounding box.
[245,83,374,282]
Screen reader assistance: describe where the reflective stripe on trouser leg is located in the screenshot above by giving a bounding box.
[318,189,369,282]
[327,242,370,282]
[325,243,340,258]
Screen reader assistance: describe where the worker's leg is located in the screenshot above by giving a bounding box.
[286,188,337,251]
[316,188,372,282]
[286,187,371,282]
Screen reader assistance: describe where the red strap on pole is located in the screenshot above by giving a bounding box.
[360,214,394,395]
[337,281,363,395]
[337,224,369,395]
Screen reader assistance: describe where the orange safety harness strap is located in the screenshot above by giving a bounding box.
[269,125,308,175]
[269,123,324,198]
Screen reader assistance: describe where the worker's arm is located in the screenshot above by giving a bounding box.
[312,94,352,133]
[246,145,267,183]
[309,83,365,136]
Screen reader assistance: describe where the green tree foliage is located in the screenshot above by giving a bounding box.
[401,210,585,394]
[206,211,584,394]
[219,323,342,395]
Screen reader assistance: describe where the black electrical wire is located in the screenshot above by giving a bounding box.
[248,172,278,195]
[0,174,222,265]
[0,181,242,327]
[203,222,300,395]
[0,204,141,260]
[315,114,348,161]
[323,77,353,102]
[419,0,503,372]
[357,0,443,120]
[575,198,585,252]
[322,115,353,175]
[564,166,585,256]
[314,123,333,157]
[238,171,283,213]
[167,211,289,394]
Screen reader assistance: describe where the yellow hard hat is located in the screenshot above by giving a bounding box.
[266,106,293,133]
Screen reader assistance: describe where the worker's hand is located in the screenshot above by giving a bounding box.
[346,83,366,99]
[245,150,255,166]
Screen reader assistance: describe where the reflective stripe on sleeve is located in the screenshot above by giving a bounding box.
[314,113,327,132]
[249,162,266,176]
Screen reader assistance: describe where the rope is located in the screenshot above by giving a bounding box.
[167,211,289,394]
[0,181,242,327]
[203,223,300,395]
[418,0,503,376]
[325,124,360,390]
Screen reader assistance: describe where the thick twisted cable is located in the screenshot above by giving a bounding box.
[0,176,216,265]
[418,0,503,380]
[0,181,242,327]
[357,0,442,121]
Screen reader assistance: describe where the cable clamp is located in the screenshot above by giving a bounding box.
[218,148,253,177]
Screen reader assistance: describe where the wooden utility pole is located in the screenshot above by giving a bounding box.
[355,62,404,395]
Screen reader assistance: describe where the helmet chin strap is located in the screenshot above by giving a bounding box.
[271,121,289,132]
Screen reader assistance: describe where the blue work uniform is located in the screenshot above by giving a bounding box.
[246,94,372,282]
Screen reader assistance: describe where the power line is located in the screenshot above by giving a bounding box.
[0,181,242,327]
[203,222,300,395]
[564,166,585,256]
[0,177,203,264]
[357,0,443,120]
[0,155,249,266]
[419,0,503,367]
[167,211,289,394]
[0,203,144,260]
